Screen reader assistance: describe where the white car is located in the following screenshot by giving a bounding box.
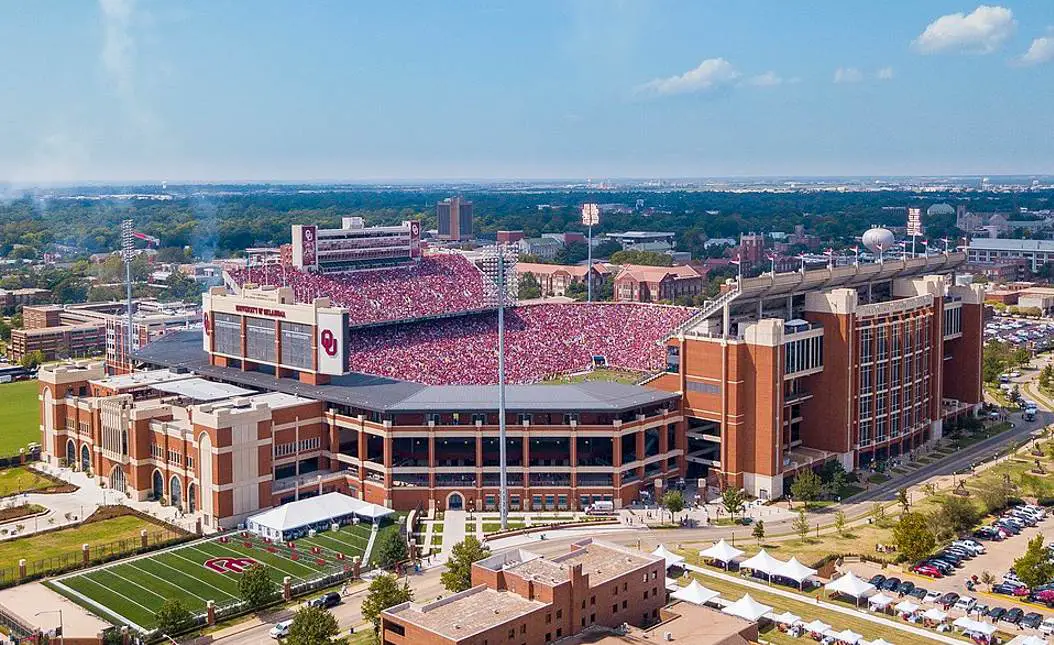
[954,596,976,613]
[1041,617,1054,636]
[953,540,984,555]
[923,590,943,604]
[270,620,293,639]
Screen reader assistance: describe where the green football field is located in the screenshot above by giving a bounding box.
[47,522,373,631]
[0,380,40,457]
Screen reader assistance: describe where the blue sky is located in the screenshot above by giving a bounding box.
[1,1,1052,182]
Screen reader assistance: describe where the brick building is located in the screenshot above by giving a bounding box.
[613,264,705,303]
[517,263,613,298]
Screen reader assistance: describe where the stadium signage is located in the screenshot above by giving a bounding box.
[204,556,259,574]
[234,305,288,318]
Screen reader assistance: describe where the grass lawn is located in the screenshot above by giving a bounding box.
[49,522,373,631]
[542,368,642,385]
[0,466,67,497]
[482,521,525,533]
[0,381,40,456]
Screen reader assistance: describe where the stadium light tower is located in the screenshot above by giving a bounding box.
[121,219,135,373]
[581,203,599,302]
[481,245,518,530]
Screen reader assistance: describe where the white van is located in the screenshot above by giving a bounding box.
[270,619,293,639]
[587,501,615,515]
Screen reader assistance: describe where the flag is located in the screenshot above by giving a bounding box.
[849,246,859,253]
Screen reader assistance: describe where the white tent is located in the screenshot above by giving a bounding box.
[245,492,394,540]
[953,618,997,637]
[773,557,817,587]
[739,549,783,576]
[803,620,832,635]
[893,600,919,614]
[671,580,721,606]
[832,629,863,644]
[651,544,685,569]
[1008,636,1048,645]
[699,539,744,564]
[867,592,895,610]
[665,577,680,592]
[721,594,773,622]
[771,611,801,626]
[824,571,876,602]
[922,607,948,622]
[867,640,895,645]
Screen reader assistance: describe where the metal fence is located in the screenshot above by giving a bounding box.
[0,526,189,586]
[0,450,40,470]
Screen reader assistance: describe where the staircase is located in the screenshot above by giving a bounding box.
[664,284,741,341]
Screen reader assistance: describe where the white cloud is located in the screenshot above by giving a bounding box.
[744,71,785,87]
[913,5,1015,54]
[833,67,864,83]
[876,66,895,80]
[637,58,740,96]
[1019,35,1054,66]
[99,0,158,132]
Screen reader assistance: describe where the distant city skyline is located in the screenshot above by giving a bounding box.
[1,1,1053,183]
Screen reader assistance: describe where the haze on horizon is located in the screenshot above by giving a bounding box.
[2,1,1053,184]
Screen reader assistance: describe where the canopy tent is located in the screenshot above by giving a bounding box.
[867,592,895,610]
[802,620,832,635]
[671,580,721,606]
[721,594,773,622]
[665,577,680,592]
[893,600,920,614]
[824,572,876,604]
[922,607,948,622]
[832,629,863,645]
[699,539,744,565]
[953,618,997,638]
[245,492,394,540]
[770,611,801,626]
[773,557,817,588]
[651,544,685,569]
[1007,636,1049,645]
[739,549,783,577]
[867,640,895,645]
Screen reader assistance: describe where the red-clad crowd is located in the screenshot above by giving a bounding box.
[345,303,696,385]
[227,254,488,326]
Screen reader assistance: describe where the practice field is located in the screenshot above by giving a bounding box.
[0,380,40,456]
[47,522,374,631]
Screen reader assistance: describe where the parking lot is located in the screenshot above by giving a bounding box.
[848,507,1054,635]
[985,316,1054,351]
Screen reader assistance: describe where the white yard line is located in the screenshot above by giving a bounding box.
[53,576,151,632]
[162,550,240,599]
[125,560,215,604]
[95,567,170,605]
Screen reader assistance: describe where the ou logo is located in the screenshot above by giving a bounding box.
[203,312,211,335]
[204,557,259,574]
[320,329,339,357]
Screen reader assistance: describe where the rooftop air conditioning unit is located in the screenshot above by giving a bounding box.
[663,632,673,641]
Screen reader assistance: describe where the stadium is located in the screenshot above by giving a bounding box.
[39,221,984,533]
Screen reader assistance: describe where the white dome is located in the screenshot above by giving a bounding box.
[862,227,895,253]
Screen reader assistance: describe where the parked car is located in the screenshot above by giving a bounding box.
[897,581,915,595]
[1003,608,1025,624]
[987,607,1007,621]
[270,620,293,639]
[953,539,985,554]
[909,587,929,600]
[880,577,902,592]
[939,592,960,608]
[923,590,943,604]
[306,591,341,609]
[1030,589,1054,606]
[869,574,887,588]
[1022,612,1044,629]
[954,596,977,613]
[912,563,943,578]
[1040,616,1054,635]
[925,560,954,575]
[993,583,1027,596]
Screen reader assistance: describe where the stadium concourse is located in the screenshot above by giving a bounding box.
[346,302,696,385]
[228,253,489,327]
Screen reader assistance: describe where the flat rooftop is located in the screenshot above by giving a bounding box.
[386,586,545,640]
[91,369,195,390]
[563,602,754,645]
[151,377,255,402]
[551,540,662,586]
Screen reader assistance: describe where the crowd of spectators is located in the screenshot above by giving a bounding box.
[345,303,695,385]
[227,254,489,326]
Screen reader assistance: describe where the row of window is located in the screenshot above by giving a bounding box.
[275,437,322,457]
[859,318,932,364]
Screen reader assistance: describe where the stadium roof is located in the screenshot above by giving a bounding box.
[135,330,678,413]
[968,238,1054,252]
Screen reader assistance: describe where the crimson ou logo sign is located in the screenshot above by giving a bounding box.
[411,221,420,236]
[203,556,259,574]
[320,329,339,357]
[203,312,210,335]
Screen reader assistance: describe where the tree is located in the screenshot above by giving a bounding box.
[154,598,193,636]
[721,488,745,520]
[440,536,490,593]
[936,495,979,534]
[980,570,996,591]
[51,277,89,304]
[361,573,413,634]
[609,249,673,267]
[592,239,622,259]
[1013,535,1054,589]
[1042,364,1054,391]
[896,487,910,511]
[869,502,886,525]
[287,605,346,645]
[892,512,936,562]
[237,563,278,608]
[517,272,542,299]
[789,469,822,508]
[792,509,809,543]
[661,490,685,520]
[19,350,45,370]
[554,241,589,265]
[834,510,848,537]
[373,529,408,570]
[752,519,765,544]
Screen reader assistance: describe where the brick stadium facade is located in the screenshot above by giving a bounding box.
[37,252,982,529]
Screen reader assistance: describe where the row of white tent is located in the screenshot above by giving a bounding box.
[693,541,819,586]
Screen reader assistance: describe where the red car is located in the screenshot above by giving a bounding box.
[912,564,943,578]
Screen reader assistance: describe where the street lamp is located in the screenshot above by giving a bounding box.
[581,203,599,302]
[34,609,63,645]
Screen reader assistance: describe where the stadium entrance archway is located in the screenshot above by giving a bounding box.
[79,444,90,471]
[109,465,126,493]
[187,483,196,513]
[446,492,464,510]
[65,440,76,468]
[170,475,182,509]
[152,470,164,501]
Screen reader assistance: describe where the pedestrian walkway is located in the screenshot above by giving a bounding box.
[686,563,962,644]
[441,510,466,555]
